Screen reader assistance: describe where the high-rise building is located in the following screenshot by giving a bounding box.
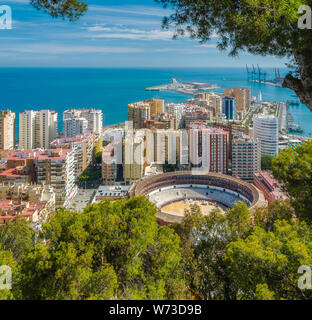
[63,109,103,136]
[128,99,164,129]
[253,114,279,157]
[35,110,58,149]
[19,110,58,150]
[189,125,229,174]
[35,149,76,207]
[147,99,164,116]
[232,135,261,181]
[165,103,186,129]
[50,133,94,176]
[145,129,188,166]
[128,102,151,130]
[123,130,146,183]
[224,87,251,114]
[222,96,237,120]
[0,110,15,150]
[193,92,222,115]
[102,142,118,185]
[63,118,88,138]
[19,110,36,150]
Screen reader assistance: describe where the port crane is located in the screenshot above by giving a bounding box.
[246,64,268,83]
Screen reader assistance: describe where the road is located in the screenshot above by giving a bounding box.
[67,188,96,212]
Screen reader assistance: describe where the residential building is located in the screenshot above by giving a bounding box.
[146,129,188,166]
[6,149,76,207]
[0,183,55,205]
[189,125,229,174]
[63,117,88,138]
[35,149,76,207]
[0,183,55,224]
[102,142,118,185]
[128,99,164,130]
[63,108,103,135]
[224,87,251,115]
[0,201,52,226]
[232,135,261,181]
[50,133,94,176]
[123,130,146,183]
[19,110,58,150]
[0,166,33,184]
[165,103,186,129]
[147,98,164,116]
[185,110,212,128]
[254,171,288,204]
[128,101,151,129]
[253,114,279,157]
[0,110,15,150]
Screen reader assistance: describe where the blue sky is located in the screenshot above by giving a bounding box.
[0,0,288,67]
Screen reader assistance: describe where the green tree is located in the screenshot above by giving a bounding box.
[31,0,87,21]
[176,202,253,300]
[95,151,102,164]
[261,155,274,171]
[225,219,312,300]
[272,141,312,222]
[0,219,35,263]
[20,196,184,300]
[0,248,22,300]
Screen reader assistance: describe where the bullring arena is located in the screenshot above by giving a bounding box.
[129,171,266,224]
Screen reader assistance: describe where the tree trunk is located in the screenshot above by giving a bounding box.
[282,48,312,112]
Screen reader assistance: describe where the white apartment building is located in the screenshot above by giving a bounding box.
[19,110,58,150]
[35,149,76,207]
[207,92,223,114]
[232,135,261,181]
[165,103,186,129]
[189,126,229,174]
[253,114,279,157]
[63,118,88,138]
[63,109,103,136]
[0,110,15,150]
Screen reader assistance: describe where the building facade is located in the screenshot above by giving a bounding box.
[63,118,88,138]
[254,171,288,204]
[19,110,58,150]
[222,96,237,120]
[0,110,15,150]
[189,125,229,174]
[232,135,261,181]
[50,133,94,176]
[253,114,279,157]
[224,87,251,115]
[35,149,76,207]
[63,109,103,136]
[102,142,118,185]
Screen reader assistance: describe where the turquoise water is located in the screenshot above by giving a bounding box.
[0,67,311,137]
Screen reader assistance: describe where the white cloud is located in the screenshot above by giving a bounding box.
[85,25,174,41]
[89,5,170,17]
[0,43,144,54]
[195,44,217,48]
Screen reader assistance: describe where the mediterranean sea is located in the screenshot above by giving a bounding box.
[0,67,311,138]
